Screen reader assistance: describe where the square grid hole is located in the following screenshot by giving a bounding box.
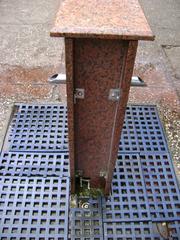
[5,104,68,152]
[69,197,104,240]
[0,152,69,177]
[119,106,139,153]
[104,221,180,240]
[1,103,179,239]
[3,104,167,154]
[0,177,69,239]
[102,154,151,222]
[131,105,168,153]
[141,154,180,221]
[104,221,155,240]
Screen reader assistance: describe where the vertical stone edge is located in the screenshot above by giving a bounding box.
[105,40,138,195]
[65,38,75,193]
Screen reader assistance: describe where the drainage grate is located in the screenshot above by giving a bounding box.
[102,153,180,223]
[69,197,104,240]
[119,105,168,153]
[0,152,69,177]
[102,154,151,223]
[3,104,168,154]
[104,221,155,240]
[0,103,180,239]
[103,221,180,240]
[0,176,69,239]
[119,106,140,152]
[131,105,168,153]
[4,104,68,152]
[141,153,180,221]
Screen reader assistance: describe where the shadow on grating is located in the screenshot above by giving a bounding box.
[0,177,69,239]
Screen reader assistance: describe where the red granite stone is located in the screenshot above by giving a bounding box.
[105,41,138,194]
[65,38,138,194]
[51,0,154,40]
[51,0,154,195]
[65,39,76,192]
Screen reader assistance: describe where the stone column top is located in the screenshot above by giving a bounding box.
[50,0,154,40]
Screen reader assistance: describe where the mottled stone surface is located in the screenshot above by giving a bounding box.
[51,0,153,194]
[51,0,154,40]
[65,39,76,192]
[74,39,127,191]
[65,38,137,194]
[105,41,138,193]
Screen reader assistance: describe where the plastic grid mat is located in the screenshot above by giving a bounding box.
[140,153,180,221]
[102,154,151,222]
[131,105,168,153]
[69,197,104,240]
[119,106,140,152]
[5,104,68,152]
[4,104,168,154]
[0,152,69,177]
[0,177,69,239]
[0,103,180,239]
[102,153,180,223]
[103,221,180,240]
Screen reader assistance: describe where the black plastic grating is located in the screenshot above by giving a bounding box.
[69,197,104,240]
[140,153,180,221]
[104,221,155,240]
[119,106,140,152]
[0,152,69,177]
[1,103,180,239]
[131,105,168,153]
[103,221,180,240]
[0,176,69,239]
[102,154,151,222]
[5,104,68,152]
[4,104,168,153]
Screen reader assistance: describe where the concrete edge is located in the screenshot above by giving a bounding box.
[0,103,15,153]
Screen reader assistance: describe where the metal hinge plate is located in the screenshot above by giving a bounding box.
[74,88,85,99]
[74,88,85,103]
[108,89,121,101]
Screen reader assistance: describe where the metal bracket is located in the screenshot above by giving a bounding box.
[48,74,146,87]
[48,73,66,84]
[108,89,121,101]
[74,88,85,99]
[74,88,85,103]
[78,197,90,209]
[80,178,90,189]
[131,76,146,86]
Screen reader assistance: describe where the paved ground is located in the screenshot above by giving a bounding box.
[0,0,179,178]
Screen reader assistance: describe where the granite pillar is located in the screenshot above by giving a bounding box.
[51,0,154,195]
